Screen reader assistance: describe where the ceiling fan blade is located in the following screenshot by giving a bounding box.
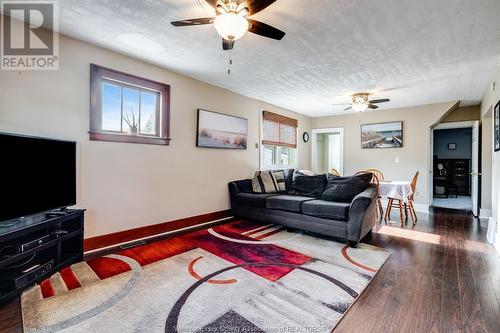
[222,38,235,50]
[246,0,277,16]
[344,106,352,111]
[369,98,390,104]
[368,104,379,109]
[247,19,285,40]
[171,17,215,26]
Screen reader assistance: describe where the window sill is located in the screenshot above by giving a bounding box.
[89,132,171,146]
[260,165,297,170]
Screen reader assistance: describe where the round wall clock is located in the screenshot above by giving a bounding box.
[303,132,310,143]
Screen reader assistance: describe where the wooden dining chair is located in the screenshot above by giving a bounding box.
[359,169,384,218]
[385,171,419,226]
[330,168,341,176]
[355,170,383,219]
[407,171,419,225]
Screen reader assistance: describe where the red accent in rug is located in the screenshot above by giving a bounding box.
[216,220,265,235]
[87,257,131,279]
[186,227,311,282]
[341,245,377,273]
[60,267,81,290]
[39,279,55,298]
[118,236,197,266]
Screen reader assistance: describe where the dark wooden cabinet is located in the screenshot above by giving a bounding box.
[0,210,84,304]
[433,158,470,197]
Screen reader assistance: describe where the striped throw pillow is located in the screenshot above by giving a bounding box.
[252,171,279,193]
[272,170,286,192]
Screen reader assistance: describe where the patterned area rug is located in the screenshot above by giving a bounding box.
[22,220,390,333]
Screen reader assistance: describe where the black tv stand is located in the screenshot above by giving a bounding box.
[0,209,85,304]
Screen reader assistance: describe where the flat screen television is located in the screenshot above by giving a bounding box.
[0,133,76,222]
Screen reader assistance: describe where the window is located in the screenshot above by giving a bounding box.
[90,64,170,145]
[261,111,298,169]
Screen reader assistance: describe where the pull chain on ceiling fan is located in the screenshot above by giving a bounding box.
[171,0,285,50]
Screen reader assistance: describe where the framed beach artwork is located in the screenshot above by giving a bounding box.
[495,101,500,152]
[196,109,248,149]
[361,121,403,149]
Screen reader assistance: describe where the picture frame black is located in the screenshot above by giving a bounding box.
[361,121,404,149]
[448,143,457,150]
[196,109,248,149]
[303,132,310,143]
[495,101,500,152]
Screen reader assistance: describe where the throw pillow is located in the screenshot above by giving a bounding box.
[321,173,373,202]
[252,171,279,193]
[272,170,286,192]
[290,171,327,198]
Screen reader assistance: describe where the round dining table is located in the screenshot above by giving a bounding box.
[378,181,414,225]
[378,181,413,203]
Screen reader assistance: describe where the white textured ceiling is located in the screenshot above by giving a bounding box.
[54,0,500,116]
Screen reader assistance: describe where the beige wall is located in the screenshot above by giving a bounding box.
[481,67,500,249]
[0,34,311,238]
[441,106,480,123]
[312,102,457,207]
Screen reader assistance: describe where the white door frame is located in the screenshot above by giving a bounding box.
[429,121,480,215]
[311,128,344,175]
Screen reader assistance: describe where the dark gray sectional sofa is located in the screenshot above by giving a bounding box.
[228,170,377,247]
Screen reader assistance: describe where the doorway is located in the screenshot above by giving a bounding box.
[311,128,344,175]
[431,121,480,214]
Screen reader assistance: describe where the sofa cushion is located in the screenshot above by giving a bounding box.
[234,193,278,208]
[289,171,327,198]
[266,195,315,213]
[302,200,350,221]
[321,173,372,203]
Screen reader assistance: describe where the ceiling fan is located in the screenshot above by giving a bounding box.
[171,0,285,50]
[333,93,390,112]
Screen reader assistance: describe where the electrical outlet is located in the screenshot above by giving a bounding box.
[255,143,259,149]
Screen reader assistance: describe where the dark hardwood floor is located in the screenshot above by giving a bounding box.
[1,208,499,333]
[335,208,500,333]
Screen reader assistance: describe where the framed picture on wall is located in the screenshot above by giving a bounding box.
[495,101,500,152]
[361,121,403,149]
[196,109,248,149]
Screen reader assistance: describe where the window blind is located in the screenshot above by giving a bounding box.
[262,111,298,148]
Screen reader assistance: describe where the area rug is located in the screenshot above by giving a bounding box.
[21,219,390,333]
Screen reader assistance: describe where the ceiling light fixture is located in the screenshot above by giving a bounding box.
[352,102,369,112]
[214,12,249,41]
[352,94,369,112]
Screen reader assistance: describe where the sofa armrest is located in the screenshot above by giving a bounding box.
[228,179,252,200]
[347,186,378,244]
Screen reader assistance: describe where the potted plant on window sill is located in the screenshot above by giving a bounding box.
[123,112,139,135]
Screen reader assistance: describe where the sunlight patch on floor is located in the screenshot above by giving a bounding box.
[374,225,441,245]
[463,240,492,254]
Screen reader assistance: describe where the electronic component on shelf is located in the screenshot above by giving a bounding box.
[21,235,52,252]
[0,260,54,290]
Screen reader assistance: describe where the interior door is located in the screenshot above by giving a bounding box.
[471,121,480,216]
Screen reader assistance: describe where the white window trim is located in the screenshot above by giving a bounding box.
[259,109,298,170]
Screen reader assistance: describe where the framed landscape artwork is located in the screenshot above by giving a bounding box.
[495,101,500,152]
[361,121,403,149]
[196,109,248,149]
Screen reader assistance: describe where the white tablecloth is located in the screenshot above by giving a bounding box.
[379,181,413,203]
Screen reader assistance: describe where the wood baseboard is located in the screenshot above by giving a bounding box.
[84,210,232,251]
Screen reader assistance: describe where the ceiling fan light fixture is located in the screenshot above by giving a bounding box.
[352,102,369,112]
[214,12,249,41]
